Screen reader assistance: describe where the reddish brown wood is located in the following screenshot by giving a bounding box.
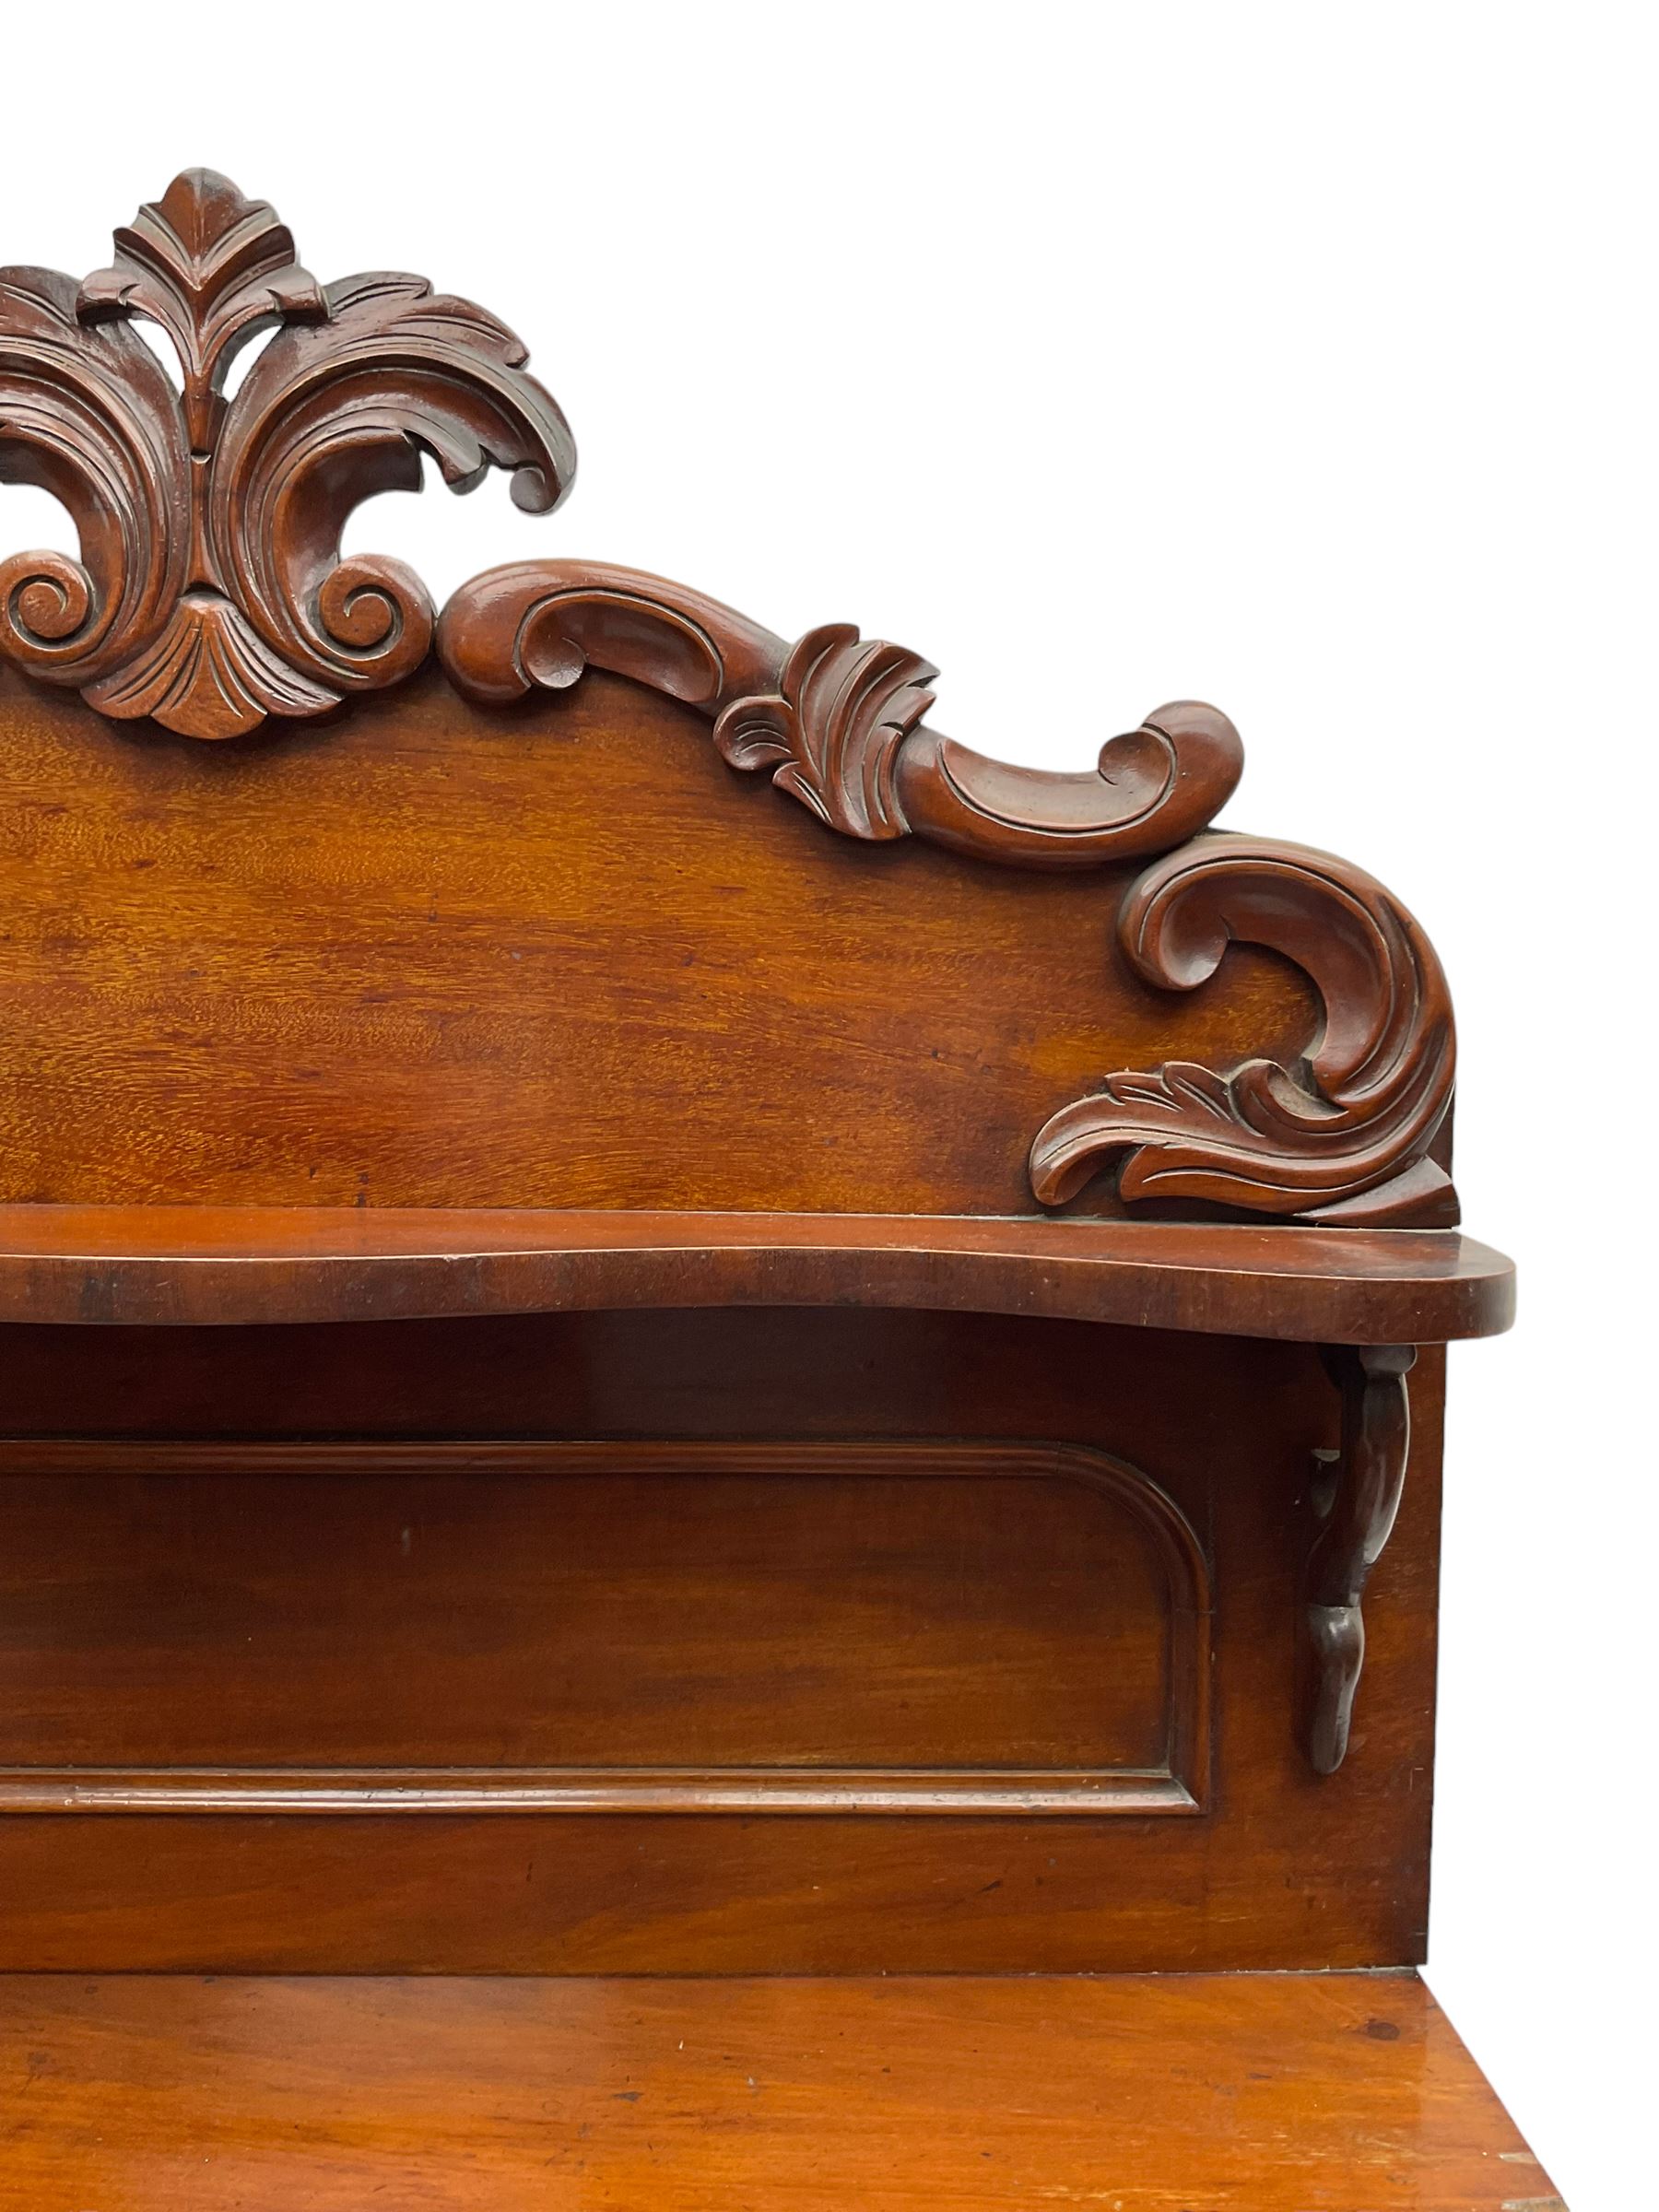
[436,559,1244,864]
[0,1438,1211,1818]
[0,168,1528,2187]
[1029,835,1459,1225]
[0,1971,1556,2212]
[0,658,1316,1221]
[1,174,1462,1228]
[436,571,1457,1225]
[0,171,573,739]
[0,1312,1448,1973]
[0,1203,1513,1337]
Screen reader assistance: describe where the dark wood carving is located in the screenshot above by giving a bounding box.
[0,170,574,739]
[0,168,1533,2191]
[1028,837,1459,1225]
[0,172,1461,1225]
[436,560,1245,864]
[433,569,1459,1224]
[1300,1344,1418,1773]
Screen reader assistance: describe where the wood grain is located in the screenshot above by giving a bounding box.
[0,1439,1210,1818]
[438,559,1244,864]
[0,660,1313,1218]
[0,1203,1514,1338]
[0,1311,1449,1973]
[0,167,1530,2191]
[0,1971,1555,2212]
[0,174,1468,1225]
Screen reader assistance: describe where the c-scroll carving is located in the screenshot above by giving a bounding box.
[1027,834,1458,1225]
[437,560,1245,866]
[1,170,573,739]
[1300,1344,1417,1774]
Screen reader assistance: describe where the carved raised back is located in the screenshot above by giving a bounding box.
[0,174,1457,1226]
[0,662,1301,1215]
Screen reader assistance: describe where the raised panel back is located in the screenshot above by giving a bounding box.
[0,666,1313,1215]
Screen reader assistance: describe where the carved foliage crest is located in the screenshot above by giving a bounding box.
[0,171,574,738]
[0,176,1460,1226]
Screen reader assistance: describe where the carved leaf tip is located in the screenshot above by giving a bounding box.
[86,594,336,741]
[714,623,938,841]
[1,172,576,739]
[1028,837,1458,1223]
[148,171,275,261]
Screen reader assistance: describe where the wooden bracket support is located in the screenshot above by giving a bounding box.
[1300,1343,1417,1774]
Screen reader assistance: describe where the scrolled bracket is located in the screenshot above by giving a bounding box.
[1300,1343,1417,1775]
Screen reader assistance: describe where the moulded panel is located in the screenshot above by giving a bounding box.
[0,1312,1444,1975]
[0,1441,1210,1817]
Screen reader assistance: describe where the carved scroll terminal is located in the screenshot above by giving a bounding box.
[1028,836,1458,1225]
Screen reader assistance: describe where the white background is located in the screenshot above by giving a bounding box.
[3,5,1651,2203]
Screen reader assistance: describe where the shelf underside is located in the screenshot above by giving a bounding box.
[0,1971,1552,2211]
[0,1205,1513,1341]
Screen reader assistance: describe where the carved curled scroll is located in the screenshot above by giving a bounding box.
[0,171,573,739]
[438,560,1245,867]
[1028,835,1458,1225]
[1301,1345,1416,1774]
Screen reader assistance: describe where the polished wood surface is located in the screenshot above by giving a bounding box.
[0,171,1467,1229]
[0,657,1322,1222]
[0,1313,1447,1972]
[0,1439,1210,1818]
[0,170,576,744]
[0,1971,1556,2212]
[0,655,1464,1230]
[0,1203,1514,1338]
[0,167,1528,2191]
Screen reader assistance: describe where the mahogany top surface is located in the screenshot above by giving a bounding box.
[0,1203,1514,1341]
[0,1971,1550,2212]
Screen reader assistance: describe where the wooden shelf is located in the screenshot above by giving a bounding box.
[0,1205,1513,1342]
[0,1971,1553,2211]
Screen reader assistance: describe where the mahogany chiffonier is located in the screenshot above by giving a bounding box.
[0,172,1554,2210]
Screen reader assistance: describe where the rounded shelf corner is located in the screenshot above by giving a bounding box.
[0,1206,1514,1343]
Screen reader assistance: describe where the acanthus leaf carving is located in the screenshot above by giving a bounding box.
[0,266,189,688]
[212,272,573,712]
[0,171,573,739]
[1028,833,1458,1224]
[2,180,1456,1228]
[712,623,938,841]
[76,168,326,458]
[438,562,1246,867]
[83,594,338,741]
